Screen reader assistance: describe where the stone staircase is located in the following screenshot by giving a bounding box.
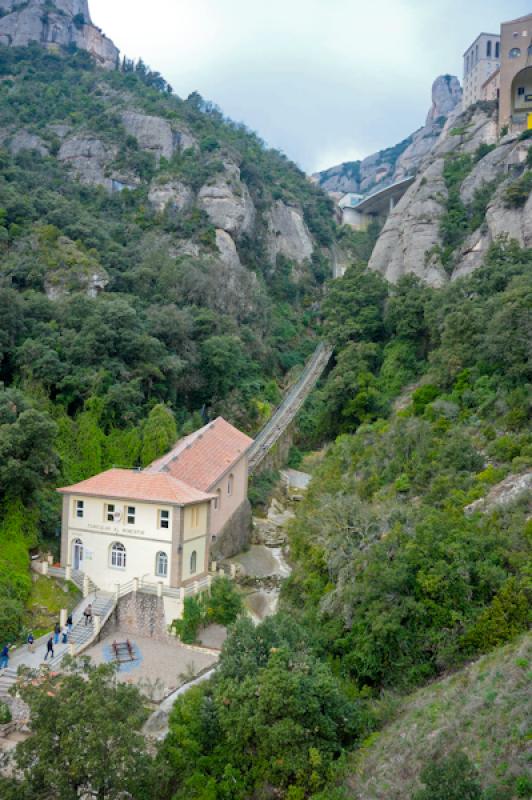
[48,591,115,669]
[0,667,18,699]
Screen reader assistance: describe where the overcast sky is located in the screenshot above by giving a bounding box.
[90,0,530,173]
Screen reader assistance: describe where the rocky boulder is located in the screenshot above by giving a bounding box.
[265,200,314,266]
[215,229,242,270]
[0,0,119,69]
[198,162,255,237]
[148,180,194,213]
[465,471,532,515]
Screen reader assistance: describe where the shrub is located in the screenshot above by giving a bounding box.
[412,384,440,416]
[0,702,12,725]
[172,596,203,644]
[414,751,484,800]
[206,577,243,626]
[503,172,532,208]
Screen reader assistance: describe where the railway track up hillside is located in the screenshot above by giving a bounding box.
[248,342,333,474]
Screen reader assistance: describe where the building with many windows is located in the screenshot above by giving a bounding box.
[463,32,501,108]
[499,14,532,133]
[59,417,253,592]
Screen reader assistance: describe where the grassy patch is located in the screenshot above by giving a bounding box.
[23,575,81,638]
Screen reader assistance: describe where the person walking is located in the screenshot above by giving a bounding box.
[0,644,9,670]
[83,604,93,626]
[61,625,68,645]
[44,636,54,661]
[54,622,60,645]
[67,613,73,633]
[27,632,35,653]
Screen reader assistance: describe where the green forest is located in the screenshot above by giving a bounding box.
[0,39,530,800]
[0,44,337,639]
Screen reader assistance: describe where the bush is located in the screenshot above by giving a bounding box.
[0,702,12,725]
[503,172,532,208]
[206,577,243,626]
[414,751,484,800]
[172,596,203,644]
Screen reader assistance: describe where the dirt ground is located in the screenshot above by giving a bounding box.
[84,633,218,700]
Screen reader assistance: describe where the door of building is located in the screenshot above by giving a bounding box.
[72,538,84,570]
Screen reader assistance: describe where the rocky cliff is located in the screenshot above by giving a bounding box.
[313,75,462,196]
[368,101,532,285]
[0,0,118,68]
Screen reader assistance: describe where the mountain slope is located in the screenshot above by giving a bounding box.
[346,634,531,799]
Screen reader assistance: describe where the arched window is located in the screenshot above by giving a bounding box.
[110,542,126,569]
[495,42,500,59]
[190,550,197,574]
[509,48,521,59]
[486,41,492,57]
[214,488,221,510]
[466,54,470,74]
[227,474,234,496]
[156,551,168,577]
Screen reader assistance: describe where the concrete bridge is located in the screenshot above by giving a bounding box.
[340,176,415,230]
[248,342,333,474]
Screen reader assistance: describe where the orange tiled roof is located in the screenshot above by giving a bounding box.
[145,417,253,491]
[57,468,214,505]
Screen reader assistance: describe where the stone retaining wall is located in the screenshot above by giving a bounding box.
[103,592,170,642]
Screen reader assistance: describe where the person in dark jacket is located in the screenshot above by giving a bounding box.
[67,613,73,632]
[54,622,60,644]
[0,644,9,670]
[44,636,54,661]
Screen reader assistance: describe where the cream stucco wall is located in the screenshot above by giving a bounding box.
[209,454,248,537]
[61,494,211,592]
[500,16,532,131]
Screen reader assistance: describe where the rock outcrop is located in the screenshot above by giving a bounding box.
[0,0,119,69]
[198,162,255,237]
[464,471,532,515]
[121,112,175,163]
[58,135,118,189]
[368,102,511,286]
[215,229,242,270]
[148,180,194,213]
[265,200,314,265]
[313,74,462,196]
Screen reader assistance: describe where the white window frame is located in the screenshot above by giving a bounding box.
[159,509,169,529]
[126,506,136,525]
[106,503,115,522]
[75,499,84,519]
[227,474,234,496]
[110,542,126,569]
[156,551,168,577]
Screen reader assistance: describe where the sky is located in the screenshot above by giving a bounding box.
[90,0,531,173]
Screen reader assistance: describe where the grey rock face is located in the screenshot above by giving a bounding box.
[265,200,314,265]
[58,135,117,189]
[121,111,175,163]
[148,180,194,213]
[0,1,119,69]
[368,159,448,286]
[464,471,532,515]
[426,75,462,125]
[368,103,513,286]
[198,163,255,237]
[8,129,49,156]
[215,229,242,270]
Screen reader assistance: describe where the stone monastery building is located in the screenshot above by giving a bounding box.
[58,418,253,593]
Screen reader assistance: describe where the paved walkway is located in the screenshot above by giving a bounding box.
[83,633,218,698]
